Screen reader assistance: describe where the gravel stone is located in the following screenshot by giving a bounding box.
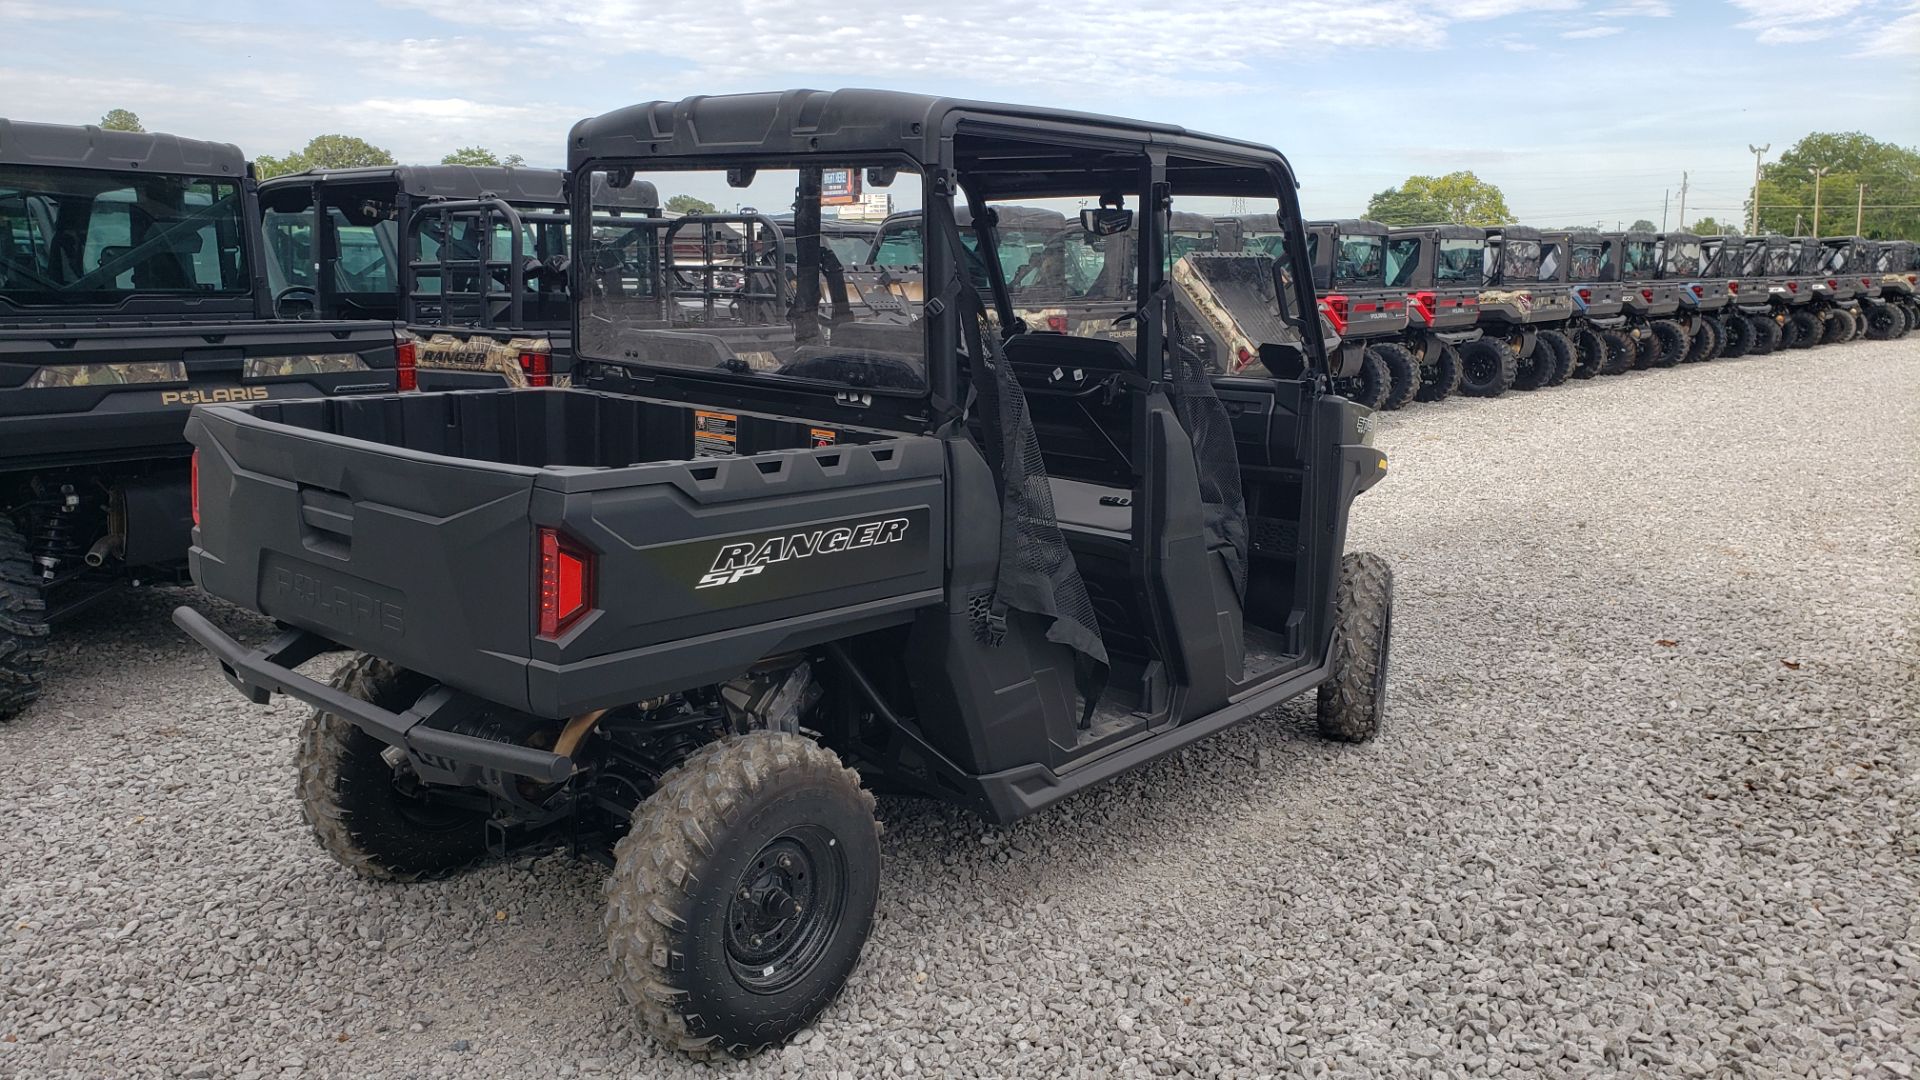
[0,340,1915,1079]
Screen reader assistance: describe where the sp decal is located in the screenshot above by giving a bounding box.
[697,517,911,589]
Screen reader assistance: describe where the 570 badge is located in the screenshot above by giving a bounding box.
[697,516,913,589]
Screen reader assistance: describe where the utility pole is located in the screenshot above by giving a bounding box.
[1676,171,1689,230]
[1747,144,1769,234]
[1855,183,1865,235]
[1662,188,1669,232]
[1809,166,1831,238]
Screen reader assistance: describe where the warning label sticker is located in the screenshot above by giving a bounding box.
[809,427,837,448]
[694,411,738,459]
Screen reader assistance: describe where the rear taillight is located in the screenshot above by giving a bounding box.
[1319,293,1349,335]
[1578,287,1592,301]
[395,339,418,392]
[1788,282,1799,292]
[1827,278,1839,289]
[518,351,553,388]
[1045,314,1069,333]
[538,527,594,638]
[1727,281,1739,294]
[1690,284,1703,296]
[1641,288,1654,302]
[190,450,200,528]
[1860,277,1871,288]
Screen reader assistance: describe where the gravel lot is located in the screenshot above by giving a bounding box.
[3,339,1915,1080]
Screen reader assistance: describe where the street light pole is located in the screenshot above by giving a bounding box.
[1747,144,1769,234]
[1810,166,1831,239]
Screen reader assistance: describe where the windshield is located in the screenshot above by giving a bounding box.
[0,165,249,306]
[1334,235,1384,286]
[579,164,928,396]
[1664,240,1702,276]
[824,234,872,265]
[1499,239,1541,281]
[1436,238,1482,284]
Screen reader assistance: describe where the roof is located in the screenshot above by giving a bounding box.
[1603,230,1658,243]
[1486,225,1542,241]
[1658,232,1703,244]
[1388,224,1485,240]
[1306,218,1388,236]
[567,89,1294,199]
[0,118,245,177]
[258,165,660,209]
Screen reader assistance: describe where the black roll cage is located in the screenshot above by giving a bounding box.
[565,93,1329,427]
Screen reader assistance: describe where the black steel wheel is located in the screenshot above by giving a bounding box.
[1785,309,1819,349]
[1457,338,1516,397]
[1599,330,1635,374]
[1720,314,1755,358]
[606,732,880,1058]
[1414,343,1463,402]
[1648,320,1686,367]
[1571,328,1606,378]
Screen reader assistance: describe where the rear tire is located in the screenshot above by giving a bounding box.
[1683,317,1720,362]
[1414,343,1462,403]
[296,654,493,881]
[1316,552,1394,744]
[1599,329,1635,374]
[605,732,881,1058]
[1368,343,1420,411]
[1457,338,1516,397]
[1863,303,1899,340]
[1720,314,1754,358]
[1785,309,1818,349]
[1648,320,1686,367]
[1751,313,1783,355]
[0,519,49,723]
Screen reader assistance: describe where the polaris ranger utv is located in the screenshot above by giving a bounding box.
[1701,233,1777,358]
[0,118,400,719]
[1560,230,1635,376]
[258,166,663,389]
[173,89,1394,1057]
[1870,239,1916,337]
[1381,224,1481,400]
[1751,234,1821,349]
[1813,235,1877,345]
[1655,231,1733,362]
[1595,230,1686,368]
[1299,219,1419,410]
[1461,225,1570,396]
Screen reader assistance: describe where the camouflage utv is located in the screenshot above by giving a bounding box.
[1460,225,1572,396]
[1597,231,1686,368]
[1868,240,1917,337]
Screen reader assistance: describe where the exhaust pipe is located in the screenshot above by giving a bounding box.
[85,533,124,568]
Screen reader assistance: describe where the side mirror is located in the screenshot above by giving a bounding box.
[726,167,757,188]
[865,166,898,188]
[1080,207,1133,237]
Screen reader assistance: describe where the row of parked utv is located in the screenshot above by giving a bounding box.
[0,97,1911,1059]
[1292,222,1919,410]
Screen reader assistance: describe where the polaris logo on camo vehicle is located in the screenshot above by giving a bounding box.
[697,516,913,589]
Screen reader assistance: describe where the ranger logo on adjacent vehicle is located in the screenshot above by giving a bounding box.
[697,517,912,589]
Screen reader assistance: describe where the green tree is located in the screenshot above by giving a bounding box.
[255,134,396,179]
[99,109,144,132]
[1366,171,1511,226]
[1630,219,1657,232]
[1688,216,1730,235]
[1363,187,1450,225]
[665,194,719,216]
[441,146,526,167]
[1749,132,1920,239]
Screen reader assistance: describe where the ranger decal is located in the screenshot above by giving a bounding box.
[697,517,912,589]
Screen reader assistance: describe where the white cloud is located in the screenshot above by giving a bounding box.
[1850,5,1920,53]
[1562,24,1627,36]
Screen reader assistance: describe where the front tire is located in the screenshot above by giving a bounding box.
[0,519,49,722]
[1457,338,1516,397]
[1316,553,1394,744]
[1571,328,1606,378]
[1332,349,1392,410]
[606,732,881,1058]
[1537,329,1575,385]
[296,654,493,881]
[1785,310,1819,349]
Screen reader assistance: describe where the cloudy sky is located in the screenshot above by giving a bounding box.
[6,0,1917,225]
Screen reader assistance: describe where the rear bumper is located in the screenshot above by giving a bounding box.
[172,605,571,783]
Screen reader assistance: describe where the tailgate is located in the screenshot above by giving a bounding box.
[187,403,537,710]
[0,320,397,468]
